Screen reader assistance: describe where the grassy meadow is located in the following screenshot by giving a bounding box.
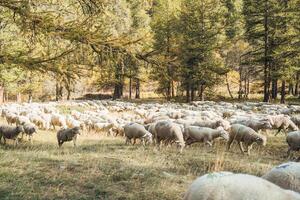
[0,125,293,200]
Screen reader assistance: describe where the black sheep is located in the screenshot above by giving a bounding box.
[0,125,24,146]
[57,127,80,147]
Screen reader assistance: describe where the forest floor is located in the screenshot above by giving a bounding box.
[0,126,295,200]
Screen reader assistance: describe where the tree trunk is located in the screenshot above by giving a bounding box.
[281,80,286,104]
[129,77,132,99]
[16,92,22,103]
[0,86,4,104]
[171,81,175,98]
[295,72,299,96]
[191,87,195,102]
[186,82,191,103]
[263,0,270,103]
[288,83,293,95]
[238,65,243,99]
[226,73,233,99]
[56,82,63,101]
[28,91,33,103]
[271,79,278,100]
[135,79,140,99]
[199,84,205,101]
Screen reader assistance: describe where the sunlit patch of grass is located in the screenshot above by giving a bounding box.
[0,127,294,199]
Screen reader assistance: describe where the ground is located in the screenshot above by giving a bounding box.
[0,126,294,200]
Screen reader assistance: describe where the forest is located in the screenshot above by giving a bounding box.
[0,0,299,103]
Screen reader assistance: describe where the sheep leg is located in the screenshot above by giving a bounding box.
[275,127,282,136]
[125,137,130,145]
[246,144,253,156]
[133,138,137,145]
[14,138,18,147]
[226,137,234,151]
[73,138,77,147]
[287,147,292,158]
[238,142,245,154]
[205,141,213,147]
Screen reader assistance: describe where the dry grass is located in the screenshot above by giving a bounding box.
[0,127,293,200]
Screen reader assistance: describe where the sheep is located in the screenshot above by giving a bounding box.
[291,115,300,127]
[183,172,300,200]
[267,114,299,135]
[0,125,24,146]
[234,119,272,132]
[227,124,267,155]
[5,113,17,125]
[16,116,31,126]
[184,126,229,146]
[124,123,152,146]
[22,122,37,143]
[51,114,67,130]
[57,127,81,147]
[263,162,300,193]
[191,119,230,131]
[154,121,185,153]
[28,114,46,129]
[286,131,300,159]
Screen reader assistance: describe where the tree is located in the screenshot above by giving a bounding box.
[178,0,227,102]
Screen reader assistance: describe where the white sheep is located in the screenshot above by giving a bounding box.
[50,114,67,130]
[263,162,300,193]
[184,172,300,200]
[154,121,185,153]
[124,123,152,146]
[184,126,229,146]
[227,124,267,155]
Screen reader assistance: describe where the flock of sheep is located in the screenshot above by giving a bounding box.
[0,100,300,199]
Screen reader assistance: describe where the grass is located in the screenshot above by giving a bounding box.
[0,127,294,200]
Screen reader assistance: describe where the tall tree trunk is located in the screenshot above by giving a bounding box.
[199,84,205,101]
[263,0,270,102]
[113,63,124,100]
[295,72,299,96]
[129,77,132,99]
[171,81,175,98]
[281,80,286,104]
[226,73,233,99]
[135,79,140,99]
[186,82,191,103]
[16,92,22,103]
[0,85,4,104]
[238,65,243,99]
[288,83,293,95]
[191,87,195,102]
[271,79,278,100]
[28,91,33,103]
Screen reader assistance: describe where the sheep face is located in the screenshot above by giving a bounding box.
[256,136,267,146]
[17,125,25,133]
[72,127,81,135]
[261,121,272,129]
[143,133,153,144]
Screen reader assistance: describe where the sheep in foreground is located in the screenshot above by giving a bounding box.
[183,172,300,200]
[227,124,267,155]
[22,122,37,143]
[124,123,152,146]
[0,125,24,146]
[286,131,300,159]
[263,162,300,193]
[184,126,229,146]
[57,127,81,147]
[154,121,185,153]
